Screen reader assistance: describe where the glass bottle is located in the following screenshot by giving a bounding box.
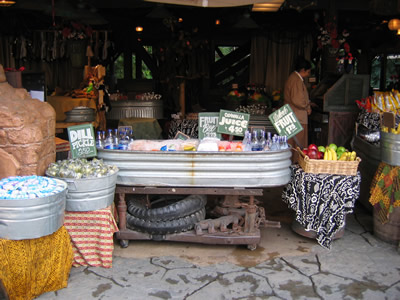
[96,131,104,149]
[113,128,119,148]
[251,131,262,151]
[259,130,267,149]
[104,129,114,149]
[270,135,279,151]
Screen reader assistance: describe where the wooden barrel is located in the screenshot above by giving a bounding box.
[373,206,400,245]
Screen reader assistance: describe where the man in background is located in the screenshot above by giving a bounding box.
[284,57,312,150]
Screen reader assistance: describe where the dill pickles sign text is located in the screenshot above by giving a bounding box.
[67,124,97,158]
[217,110,250,137]
[268,104,303,139]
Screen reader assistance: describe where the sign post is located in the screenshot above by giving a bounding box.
[217,110,250,137]
[67,124,97,158]
[268,104,303,139]
[198,112,222,139]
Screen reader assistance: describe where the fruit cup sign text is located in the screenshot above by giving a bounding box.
[67,124,97,158]
[217,110,250,137]
[198,112,222,139]
[268,104,303,139]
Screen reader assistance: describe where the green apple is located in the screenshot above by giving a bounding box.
[337,146,346,153]
[328,143,337,151]
[318,146,325,153]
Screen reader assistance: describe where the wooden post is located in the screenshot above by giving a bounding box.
[179,80,185,118]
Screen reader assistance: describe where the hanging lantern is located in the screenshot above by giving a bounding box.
[388,19,400,31]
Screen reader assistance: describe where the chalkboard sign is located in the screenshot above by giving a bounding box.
[198,112,221,139]
[217,110,250,137]
[268,104,303,139]
[67,124,97,158]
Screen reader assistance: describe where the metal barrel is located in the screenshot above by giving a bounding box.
[106,100,163,120]
[381,131,400,166]
[64,107,95,122]
[97,148,292,188]
[0,179,67,240]
[53,171,118,212]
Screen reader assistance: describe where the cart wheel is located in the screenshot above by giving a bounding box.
[247,244,257,251]
[120,239,129,248]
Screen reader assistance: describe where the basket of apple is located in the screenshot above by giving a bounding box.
[296,144,361,176]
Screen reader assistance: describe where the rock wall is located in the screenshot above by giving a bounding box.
[0,65,56,179]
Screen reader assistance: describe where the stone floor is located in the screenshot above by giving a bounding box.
[32,187,400,299]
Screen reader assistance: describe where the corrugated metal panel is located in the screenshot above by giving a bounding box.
[97,149,292,187]
[106,100,163,120]
[0,179,67,240]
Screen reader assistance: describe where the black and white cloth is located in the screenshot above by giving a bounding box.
[282,164,361,249]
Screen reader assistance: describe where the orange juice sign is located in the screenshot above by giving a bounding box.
[217,110,250,137]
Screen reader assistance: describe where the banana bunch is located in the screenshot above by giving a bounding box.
[323,147,337,160]
[382,124,400,134]
[338,151,357,161]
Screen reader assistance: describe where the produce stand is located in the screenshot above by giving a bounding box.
[97,148,292,250]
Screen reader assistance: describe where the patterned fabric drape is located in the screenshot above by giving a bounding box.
[369,162,400,224]
[282,164,361,249]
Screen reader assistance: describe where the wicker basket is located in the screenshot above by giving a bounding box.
[296,147,361,176]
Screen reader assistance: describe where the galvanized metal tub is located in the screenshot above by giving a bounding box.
[106,100,163,120]
[48,171,119,212]
[380,131,400,166]
[97,149,292,187]
[0,179,67,240]
[64,106,95,122]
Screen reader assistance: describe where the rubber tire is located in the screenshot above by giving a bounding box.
[127,207,206,235]
[127,194,207,221]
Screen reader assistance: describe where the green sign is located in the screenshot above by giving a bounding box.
[268,104,303,139]
[198,112,222,139]
[67,124,97,158]
[217,110,250,137]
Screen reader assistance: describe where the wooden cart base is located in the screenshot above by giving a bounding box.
[115,186,279,250]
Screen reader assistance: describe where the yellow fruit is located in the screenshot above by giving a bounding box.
[350,151,356,161]
[339,152,348,161]
[330,148,337,161]
[323,150,329,160]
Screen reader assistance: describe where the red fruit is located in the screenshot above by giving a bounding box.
[318,151,324,159]
[308,149,319,159]
[302,149,308,155]
[308,144,318,151]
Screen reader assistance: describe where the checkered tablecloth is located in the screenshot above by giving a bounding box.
[64,206,118,268]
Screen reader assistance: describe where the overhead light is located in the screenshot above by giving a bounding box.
[252,0,284,12]
[388,19,400,31]
[215,19,220,25]
[136,26,144,32]
[0,0,16,7]
[178,17,183,22]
